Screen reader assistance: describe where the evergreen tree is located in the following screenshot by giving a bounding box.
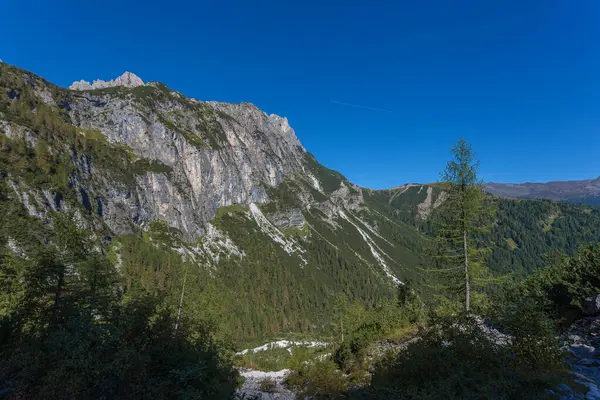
[331,292,348,343]
[429,137,497,312]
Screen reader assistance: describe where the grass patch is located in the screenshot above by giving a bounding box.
[541,211,560,232]
[235,344,331,372]
[79,128,107,142]
[259,378,278,393]
[214,204,248,220]
[146,219,184,246]
[506,238,518,250]
[283,224,309,238]
[235,348,292,371]
[131,158,172,175]
[381,324,418,343]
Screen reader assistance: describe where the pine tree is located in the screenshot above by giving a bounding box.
[429,137,497,312]
[331,292,348,342]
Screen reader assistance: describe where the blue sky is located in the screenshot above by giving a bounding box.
[1,0,599,189]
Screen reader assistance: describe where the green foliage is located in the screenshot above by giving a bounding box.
[428,138,498,311]
[283,224,309,237]
[333,342,353,372]
[365,183,600,280]
[0,62,426,345]
[2,298,238,399]
[518,244,600,319]
[493,295,565,371]
[141,93,226,150]
[488,200,600,275]
[214,203,248,219]
[202,203,409,343]
[0,213,239,399]
[236,348,292,371]
[285,359,350,399]
[235,345,332,372]
[0,64,176,203]
[131,157,172,175]
[331,288,423,373]
[259,378,278,393]
[361,314,563,400]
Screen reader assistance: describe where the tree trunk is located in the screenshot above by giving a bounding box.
[54,274,64,308]
[341,318,344,343]
[174,266,188,332]
[463,230,470,312]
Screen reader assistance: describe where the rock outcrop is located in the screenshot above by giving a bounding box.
[234,369,295,400]
[561,315,600,399]
[584,295,600,316]
[69,72,145,90]
[63,88,310,239]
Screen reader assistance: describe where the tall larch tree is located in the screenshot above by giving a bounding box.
[430,137,497,312]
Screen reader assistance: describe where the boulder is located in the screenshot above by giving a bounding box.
[584,295,600,316]
[570,343,596,359]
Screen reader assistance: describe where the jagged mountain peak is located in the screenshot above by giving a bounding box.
[69,71,144,91]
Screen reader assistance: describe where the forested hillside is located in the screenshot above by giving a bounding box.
[368,185,600,276]
[489,199,600,274]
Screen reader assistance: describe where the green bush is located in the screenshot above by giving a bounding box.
[333,341,352,371]
[349,322,381,354]
[360,314,563,400]
[285,359,349,399]
[490,290,565,372]
[1,297,240,399]
[259,378,278,393]
[0,213,239,399]
[521,244,600,318]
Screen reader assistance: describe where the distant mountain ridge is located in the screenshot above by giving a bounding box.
[485,177,600,205]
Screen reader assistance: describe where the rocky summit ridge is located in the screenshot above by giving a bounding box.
[69,71,145,90]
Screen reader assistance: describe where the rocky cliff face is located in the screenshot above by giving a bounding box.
[64,80,315,239]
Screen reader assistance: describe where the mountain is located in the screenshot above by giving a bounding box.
[485,178,600,205]
[2,62,600,343]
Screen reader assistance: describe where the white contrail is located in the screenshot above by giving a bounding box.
[330,100,392,113]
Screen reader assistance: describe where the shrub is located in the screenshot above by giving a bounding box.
[333,341,352,371]
[285,359,349,399]
[361,314,563,400]
[349,322,381,354]
[1,299,240,399]
[492,292,565,372]
[522,244,600,317]
[259,378,278,393]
